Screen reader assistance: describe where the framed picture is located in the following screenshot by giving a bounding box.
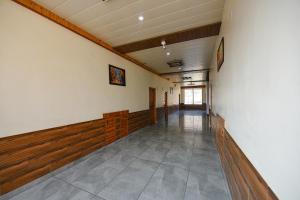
[109,64,126,86]
[217,37,224,72]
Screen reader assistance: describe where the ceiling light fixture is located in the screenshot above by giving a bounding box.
[161,40,166,49]
[166,52,171,56]
[138,16,144,21]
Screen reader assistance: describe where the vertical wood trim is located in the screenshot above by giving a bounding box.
[210,114,278,200]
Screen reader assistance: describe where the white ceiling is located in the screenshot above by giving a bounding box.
[34,0,224,46]
[34,0,224,85]
[128,36,217,73]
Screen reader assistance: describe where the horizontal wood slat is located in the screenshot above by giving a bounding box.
[0,109,151,195]
[210,114,278,200]
[0,118,106,195]
[128,110,150,133]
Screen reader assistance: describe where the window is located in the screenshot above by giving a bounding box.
[184,88,202,104]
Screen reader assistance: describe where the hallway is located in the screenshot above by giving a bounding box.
[2,111,230,200]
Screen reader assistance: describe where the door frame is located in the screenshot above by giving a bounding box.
[164,91,168,121]
[149,87,157,124]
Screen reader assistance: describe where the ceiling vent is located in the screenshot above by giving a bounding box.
[167,60,184,68]
[182,77,191,80]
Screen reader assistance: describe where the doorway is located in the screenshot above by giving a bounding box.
[149,87,157,124]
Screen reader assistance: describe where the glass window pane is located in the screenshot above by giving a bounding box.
[184,89,193,104]
[193,88,202,104]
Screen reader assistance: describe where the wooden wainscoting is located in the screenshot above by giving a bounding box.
[180,103,207,110]
[103,110,128,144]
[0,109,152,196]
[128,110,150,133]
[0,118,106,195]
[210,114,278,200]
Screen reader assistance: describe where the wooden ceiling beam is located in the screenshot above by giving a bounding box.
[159,69,210,76]
[114,22,221,53]
[173,80,208,83]
[12,0,160,76]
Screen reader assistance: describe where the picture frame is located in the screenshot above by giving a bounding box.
[217,37,224,72]
[109,64,126,86]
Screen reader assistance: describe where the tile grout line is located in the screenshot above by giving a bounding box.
[96,156,138,198]
[53,176,109,200]
[135,147,169,200]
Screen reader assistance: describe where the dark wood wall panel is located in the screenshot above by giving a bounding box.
[180,103,206,110]
[128,110,150,133]
[103,110,128,144]
[0,107,188,195]
[0,119,106,195]
[210,114,278,200]
[0,109,141,196]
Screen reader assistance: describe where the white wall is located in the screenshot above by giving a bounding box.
[0,0,180,138]
[210,0,300,199]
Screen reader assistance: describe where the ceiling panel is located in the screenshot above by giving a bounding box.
[128,36,217,73]
[33,0,224,78]
[35,0,67,10]
[34,0,224,46]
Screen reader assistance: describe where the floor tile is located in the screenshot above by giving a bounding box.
[184,171,230,200]
[67,163,122,194]
[138,142,170,163]
[7,177,104,200]
[162,146,193,170]
[138,164,188,200]
[98,159,159,200]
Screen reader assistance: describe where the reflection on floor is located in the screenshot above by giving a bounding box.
[2,110,231,200]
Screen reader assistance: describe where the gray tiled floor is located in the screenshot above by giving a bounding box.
[1,110,231,200]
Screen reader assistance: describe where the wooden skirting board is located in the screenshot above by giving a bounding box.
[179,103,206,110]
[0,109,150,195]
[210,114,278,200]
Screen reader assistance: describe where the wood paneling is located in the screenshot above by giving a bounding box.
[210,114,278,200]
[180,103,207,110]
[12,0,159,75]
[114,23,221,53]
[128,110,150,133]
[103,110,129,144]
[0,109,152,196]
[0,118,106,195]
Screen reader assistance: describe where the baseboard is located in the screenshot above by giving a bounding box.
[210,114,278,200]
[179,103,206,110]
[0,109,150,195]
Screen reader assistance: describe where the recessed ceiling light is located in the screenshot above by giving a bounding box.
[138,16,144,21]
[166,52,171,56]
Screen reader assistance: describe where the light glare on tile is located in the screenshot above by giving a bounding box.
[166,52,171,56]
